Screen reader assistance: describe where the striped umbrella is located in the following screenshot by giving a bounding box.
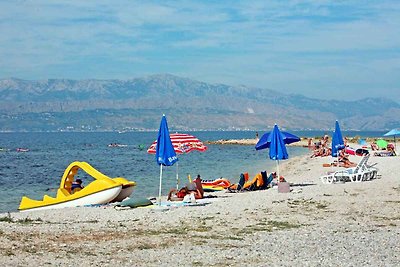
[147,133,207,154]
[148,133,208,189]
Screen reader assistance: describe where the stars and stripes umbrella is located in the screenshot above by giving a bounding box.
[148,133,208,189]
[148,133,208,154]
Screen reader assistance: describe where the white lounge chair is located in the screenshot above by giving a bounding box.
[320,154,377,184]
[355,154,378,180]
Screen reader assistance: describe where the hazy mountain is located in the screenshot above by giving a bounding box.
[0,74,399,132]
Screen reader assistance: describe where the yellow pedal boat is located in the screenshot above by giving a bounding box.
[19,161,136,212]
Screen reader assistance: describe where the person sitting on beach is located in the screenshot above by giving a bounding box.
[371,142,378,151]
[193,174,205,198]
[270,172,286,186]
[311,147,324,158]
[344,137,349,147]
[387,144,396,154]
[321,135,329,148]
[336,150,356,168]
[323,147,332,157]
[389,146,396,156]
[308,138,314,150]
[71,179,84,193]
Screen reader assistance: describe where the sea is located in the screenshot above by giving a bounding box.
[0,130,386,213]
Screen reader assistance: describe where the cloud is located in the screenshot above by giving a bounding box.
[0,0,399,101]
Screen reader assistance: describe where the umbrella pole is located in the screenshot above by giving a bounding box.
[276,160,280,183]
[176,162,179,190]
[158,164,163,205]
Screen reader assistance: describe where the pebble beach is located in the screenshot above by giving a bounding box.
[0,150,399,266]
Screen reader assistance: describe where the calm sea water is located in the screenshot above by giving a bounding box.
[0,130,385,213]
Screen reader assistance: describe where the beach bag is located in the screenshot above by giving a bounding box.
[278,182,290,193]
[118,197,153,208]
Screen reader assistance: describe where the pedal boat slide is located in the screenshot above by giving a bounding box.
[19,161,136,212]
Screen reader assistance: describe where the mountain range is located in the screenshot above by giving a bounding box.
[0,74,399,132]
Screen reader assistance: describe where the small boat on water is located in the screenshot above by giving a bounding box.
[16,148,29,152]
[18,161,136,212]
[108,143,128,148]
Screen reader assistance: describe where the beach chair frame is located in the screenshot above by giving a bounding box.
[320,154,378,184]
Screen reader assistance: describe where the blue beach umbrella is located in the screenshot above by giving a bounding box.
[255,130,300,150]
[384,128,400,150]
[358,139,367,146]
[155,115,178,204]
[331,120,345,157]
[256,124,300,181]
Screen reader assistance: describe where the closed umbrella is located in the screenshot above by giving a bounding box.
[148,133,207,189]
[255,124,300,181]
[331,120,345,157]
[155,115,178,204]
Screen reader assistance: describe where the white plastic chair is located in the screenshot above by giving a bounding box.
[320,155,376,184]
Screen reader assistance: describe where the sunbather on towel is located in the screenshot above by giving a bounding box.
[167,180,203,201]
[374,148,396,157]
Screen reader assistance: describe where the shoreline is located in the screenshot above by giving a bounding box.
[206,138,308,146]
[207,136,398,149]
[1,152,399,266]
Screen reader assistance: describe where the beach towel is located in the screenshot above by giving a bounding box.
[345,147,356,155]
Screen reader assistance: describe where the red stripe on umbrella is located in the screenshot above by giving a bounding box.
[147,133,208,154]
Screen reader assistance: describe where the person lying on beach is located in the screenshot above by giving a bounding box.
[167,177,204,201]
[374,146,396,157]
[167,187,202,201]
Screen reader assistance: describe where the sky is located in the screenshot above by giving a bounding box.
[0,0,399,102]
